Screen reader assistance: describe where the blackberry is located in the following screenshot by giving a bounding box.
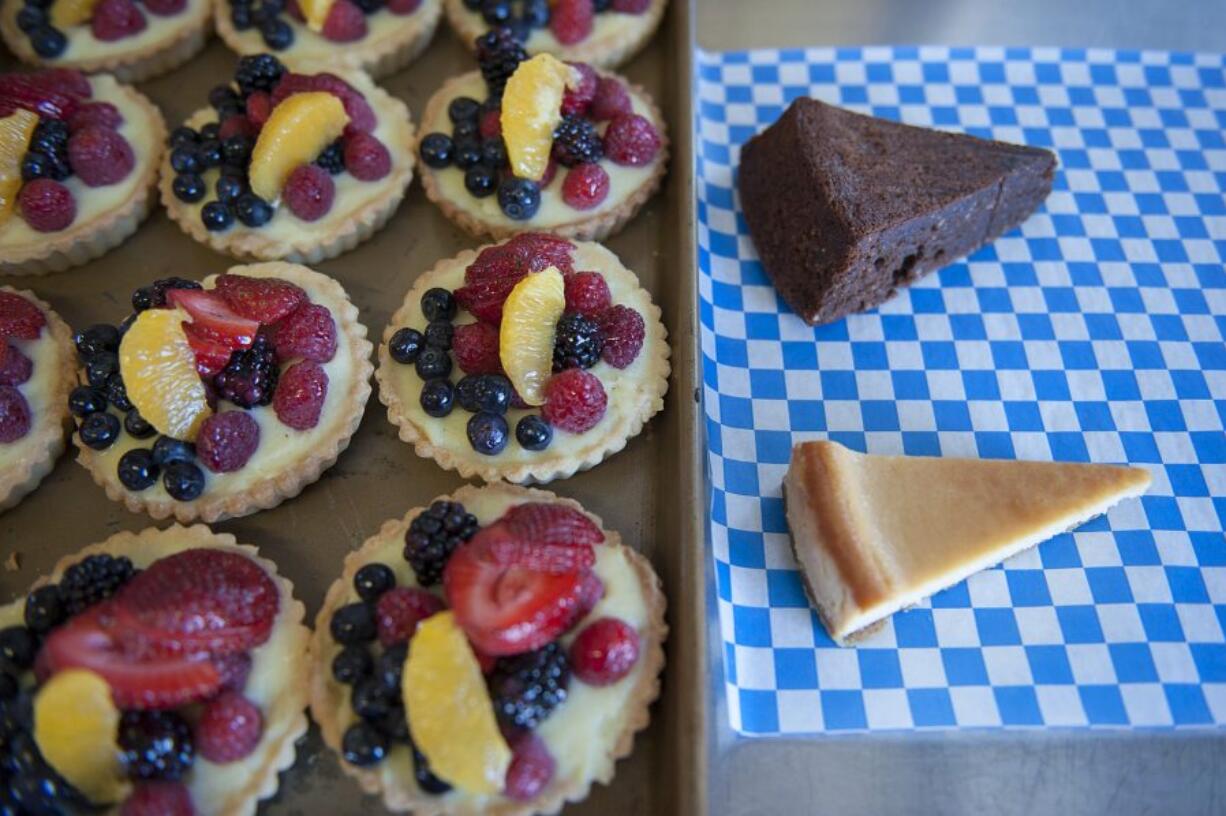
[314,139,345,174]
[552,116,603,167]
[488,642,570,730]
[552,311,603,370]
[213,335,279,408]
[234,53,286,94]
[132,277,201,312]
[403,500,478,586]
[475,27,528,98]
[59,554,136,615]
[118,710,195,780]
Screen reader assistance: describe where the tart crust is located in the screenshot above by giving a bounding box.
[309,482,668,816]
[417,72,668,242]
[375,241,670,483]
[74,262,374,524]
[160,70,416,264]
[4,524,311,816]
[0,287,75,513]
[214,0,441,79]
[0,80,167,276]
[441,0,666,69]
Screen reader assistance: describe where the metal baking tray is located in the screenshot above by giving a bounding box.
[0,0,707,811]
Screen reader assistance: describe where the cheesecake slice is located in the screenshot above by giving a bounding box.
[784,441,1151,645]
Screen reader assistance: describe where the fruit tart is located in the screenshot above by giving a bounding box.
[417,35,667,241]
[215,0,441,79]
[376,234,669,483]
[444,0,664,68]
[0,69,165,276]
[0,0,210,83]
[69,263,373,523]
[311,483,666,814]
[0,288,74,513]
[0,525,310,815]
[161,54,415,264]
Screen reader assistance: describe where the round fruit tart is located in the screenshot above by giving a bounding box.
[215,0,441,79]
[0,525,310,815]
[0,0,210,83]
[377,234,669,483]
[417,33,667,241]
[0,288,74,514]
[69,264,373,523]
[161,54,415,264]
[444,0,664,69]
[0,69,165,276]
[311,483,666,814]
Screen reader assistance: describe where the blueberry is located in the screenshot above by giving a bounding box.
[376,706,409,742]
[23,586,64,634]
[16,5,46,32]
[124,409,156,439]
[215,174,246,203]
[473,374,512,414]
[222,135,253,163]
[117,448,159,491]
[351,676,395,721]
[341,722,386,767]
[172,173,206,203]
[119,313,136,337]
[424,320,454,350]
[464,164,497,198]
[152,436,196,467]
[388,327,423,365]
[200,122,221,141]
[234,193,273,227]
[456,375,482,413]
[197,139,223,168]
[353,563,396,601]
[131,286,155,312]
[480,0,511,25]
[169,146,200,174]
[461,0,478,8]
[106,374,132,412]
[414,347,452,380]
[231,3,253,28]
[467,412,508,455]
[419,379,454,418]
[420,288,456,322]
[330,602,376,644]
[84,351,118,388]
[220,162,248,180]
[419,132,453,168]
[29,25,66,58]
[480,137,507,167]
[209,84,240,110]
[260,17,294,49]
[352,0,383,12]
[448,96,481,124]
[377,642,408,691]
[0,628,35,670]
[523,0,549,26]
[332,645,373,685]
[498,177,541,220]
[452,118,479,140]
[593,0,611,9]
[163,460,205,501]
[169,126,199,148]
[507,16,530,42]
[516,414,553,450]
[74,323,120,359]
[20,151,48,181]
[452,138,482,170]
[0,672,15,700]
[201,201,235,231]
[68,386,107,418]
[79,412,120,450]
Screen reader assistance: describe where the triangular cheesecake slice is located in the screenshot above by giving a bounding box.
[783,441,1151,645]
[738,98,1057,325]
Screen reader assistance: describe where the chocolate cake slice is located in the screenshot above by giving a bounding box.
[738,98,1057,325]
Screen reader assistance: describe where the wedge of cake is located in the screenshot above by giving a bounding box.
[738,98,1057,325]
[783,440,1151,645]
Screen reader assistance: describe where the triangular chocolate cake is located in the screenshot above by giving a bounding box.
[739,98,1057,325]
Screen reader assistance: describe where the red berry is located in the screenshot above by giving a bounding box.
[478,108,502,139]
[597,304,645,368]
[504,233,576,274]
[0,343,32,386]
[541,369,606,433]
[214,273,307,324]
[68,125,135,186]
[456,235,576,324]
[91,0,147,41]
[479,521,596,575]
[217,115,255,141]
[568,617,640,686]
[274,360,328,430]
[272,73,376,134]
[195,691,263,763]
[245,91,272,128]
[611,0,649,11]
[375,587,445,647]
[603,113,660,166]
[271,302,337,363]
[28,69,92,100]
[342,131,391,181]
[0,73,81,120]
[500,502,605,547]
[283,164,335,222]
[196,411,260,474]
[550,0,593,45]
[142,0,186,15]
[502,731,555,801]
[68,102,123,132]
[563,271,611,317]
[590,77,632,121]
[0,292,46,340]
[18,179,75,233]
[575,572,604,619]
[120,781,194,816]
[561,62,597,117]
[0,386,31,444]
[387,0,421,13]
[452,321,501,374]
[321,0,366,41]
[286,0,305,20]
[213,652,253,691]
[561,164,609,210]
[539,158,558,188]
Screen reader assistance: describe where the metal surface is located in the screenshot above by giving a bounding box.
[696,2,1226,815]
[0,2,705,813]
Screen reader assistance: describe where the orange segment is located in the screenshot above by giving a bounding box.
[499,267,566,406]
[33,669,130,805]
[119,308,213,441]
[404,611,511,795]
[297,0,335,31]
[50,0,102,28]
[0,109,38,227]
[501,54,582,182]
[249,92,349,201]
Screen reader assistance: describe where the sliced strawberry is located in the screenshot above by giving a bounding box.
[0,292,46,340]
[480,522,595,574]
[29,69,92,99]
[575,571,605,620]
[182,322,237,378]
[500,503,605,547]
[167,289,258,349]
[0,73,80,120]
[213,274,307,324]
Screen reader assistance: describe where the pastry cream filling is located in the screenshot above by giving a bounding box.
[449,1,648,54]
[2,0,209,62]
[0,76,159,251]
[320,489,652,804]
[421,71,659,229]
[0,313,62,468]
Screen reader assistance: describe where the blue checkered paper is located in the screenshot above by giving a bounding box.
[696,46,1226,735]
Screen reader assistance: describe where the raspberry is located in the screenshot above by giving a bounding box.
[0,292,46,340]
[271,302,337,363]
[449,321,499,374]
[342,131,391,181]
[274,360,328,430]
[18,179,75,232]
[561,164,609,210]
[568,617,640,685]
[611,0,649,11]
[215,274,306,323]
[218,114,255,141]
[0,343,32,386]
[68,125,135,186]
[597,304,645,368]
[375,587,444,647]
[504,233,576,274]
[590,77,632,121]
[479,108,502,139]
[550,0,593,45]
[501,502,605,547]
[563,271,611,317]
[195,691,263,763]
[603,113,660,166]
[213,652,253,691]
[560,62,597,117]
[68,102,124,132]
[245,91,272,128]
[0,386,31,443]
[271,73,376,134]
[541,369,606,433]
[387,0,421,12]
[120,782,193,816]
[456,235,576,323]
[196,410,260,473]
[322,0,366,41]
[502,731,555,801]
[143,0,186,15]
[91,0,147,41]
[283,164,335,222]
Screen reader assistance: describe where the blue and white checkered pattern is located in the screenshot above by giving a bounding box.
[696,46,1226,735]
